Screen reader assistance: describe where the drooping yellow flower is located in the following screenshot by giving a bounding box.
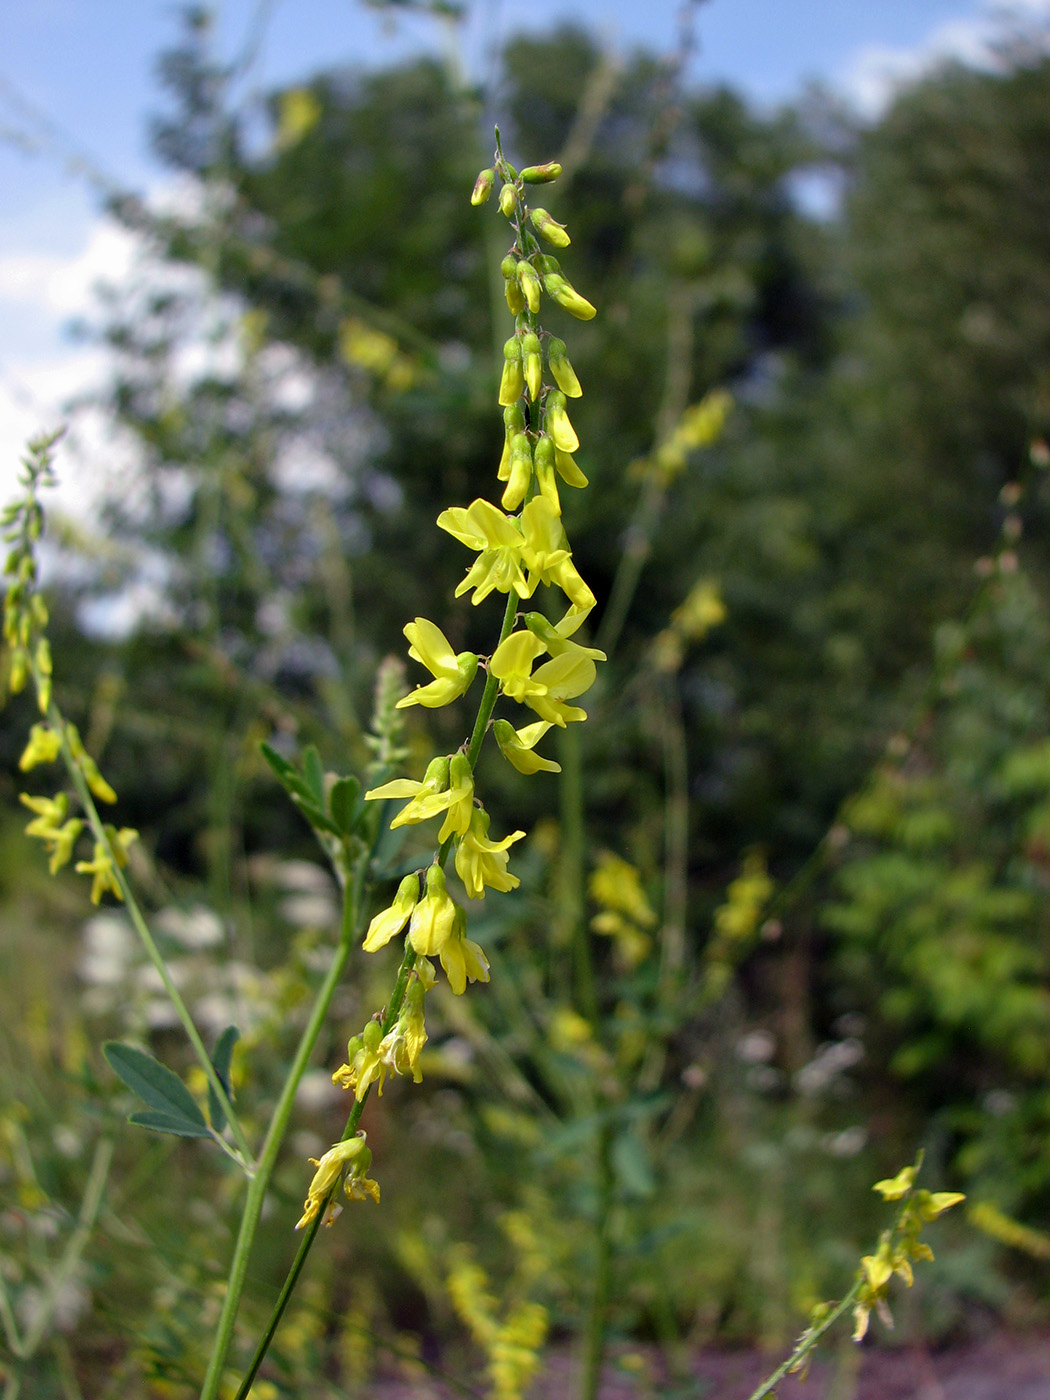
[332,1019,388,1100]
[437,752,475,843]
[365,755,453,828]
[439,904,491,995]
[407,864,460,958]
[396,618,478,710]
[438,499,531,605]
[519,498,595,611]
[522,652,596,727]
[363,873,420,952]
[492,718,561,775]
[454,807,525,899]
[523,610,606,663]
[19,723,62,771]
[489,630,548,704]
[295,1133,379,1230]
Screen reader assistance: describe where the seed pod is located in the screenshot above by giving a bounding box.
[517,261,542,315]
[530,207,570,247]
[542,272,596,322]
[471,168,495,206]
[521,162,562,184]
[501,434,534,511]
[498,183,517,218]
[544,390,579,453]
[499,337,524,407]
[521,332,543,401]
[546,337,582,397]
[533,435,560,514]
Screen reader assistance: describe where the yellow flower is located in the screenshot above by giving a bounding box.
[543,390,578,453]
[378,976,428,1083]
[295,1133,379,1230]
[438,499,531,605]
[396,618,478,710]
[407,864,460,957]
[437,752,475,842]
[439,906,491,995]
[522,652,596,727]
[489,630,548,704]
[332,1020,387,1100]
[492,718,561,775]
[363,873,420,952]
[523,610,606,663]
[366,755,453,826]
[74,827,138,904]
[519,498,595,611]
[454,807,524,899]
[19,723,61,771]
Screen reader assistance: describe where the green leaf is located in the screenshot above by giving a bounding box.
[104,1042,207,1129]
[292,794,341,837]
[128,1110,213,1139]
[302,745,325,804]
[329,775,362,835]
[259,741,296,784]
[207,1025,240,1134]
[612,1129,656,1199]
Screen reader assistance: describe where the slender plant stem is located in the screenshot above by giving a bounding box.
[580,1121,614,1400]
[199,842,377,1400]
[231,941,418,1400]
[744,1281,862,1400]
[44,689,252,1166]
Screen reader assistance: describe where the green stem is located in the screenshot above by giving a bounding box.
[580,1121,614,1400]
[47,697,253,1167]
[744,1281,862,1400]
[231,941,418,1400]
[199,847,376,1400]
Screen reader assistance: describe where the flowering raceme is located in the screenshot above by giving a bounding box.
[319,133,603,1222]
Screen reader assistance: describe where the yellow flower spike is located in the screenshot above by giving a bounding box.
[521,332,543,402]
[295,1134,378,1230]
[366,754,453,826]
[75,842,122,905]
[544,390,579,453]
[517,262,542,316]
[363,873,420,952]
[546,338,582,397]
[530,207,570,248]
[18,723,61,771]
[492,718,562,775]
[471,168,495,206]
[438,499,531,605]
[501,435,534,513]
[489,630,548,703]
[523,610,606,662]
[454,806,525,899]
[397,618,479,709]
[540,269,597,321]
[524,652,596,727]
[408,864,460,958]
[438,904,490,995]
[532,436,561,514]
[498,337,525,407]
[437,752,475,842]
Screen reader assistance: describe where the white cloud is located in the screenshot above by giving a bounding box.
[841,0,1050,117]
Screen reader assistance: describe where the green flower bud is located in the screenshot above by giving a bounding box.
[498,183,517,218]
[505,278,526,315]
[520,162,562,184]
[544,390,579,453]
[504,403,527,436]
[362,1019,383,1053]
[471,168,495,206]
[533,435,560,513]
[499,337,524,407]
[542,272,596,322]
[537,255,561,276]
[521,332,543,401]
[500,254,518,280]
[501,434,534,511]
[517,262,542,315]
[530,207,571,247]
[546,337,582,397]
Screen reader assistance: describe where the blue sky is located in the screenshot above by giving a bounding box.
[0,0,1044,495]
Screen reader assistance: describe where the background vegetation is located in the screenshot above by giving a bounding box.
[3,6,1050,1395]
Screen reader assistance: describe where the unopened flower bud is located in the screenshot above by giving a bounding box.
[501,254,518,280]
[521,332,543,401]
[505,278,526,315]
[517,262,542,315]
[471,167,495,205]
[498,183,517,218]
[546,337,582,397]
[501,434,534,511]
[538,255,561,276]
[533,435,560,513]
[544,390,579,453]
[542,272,596,322]
[530,207,570,247]
[499,337,524,407]
[521,162,562,184]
